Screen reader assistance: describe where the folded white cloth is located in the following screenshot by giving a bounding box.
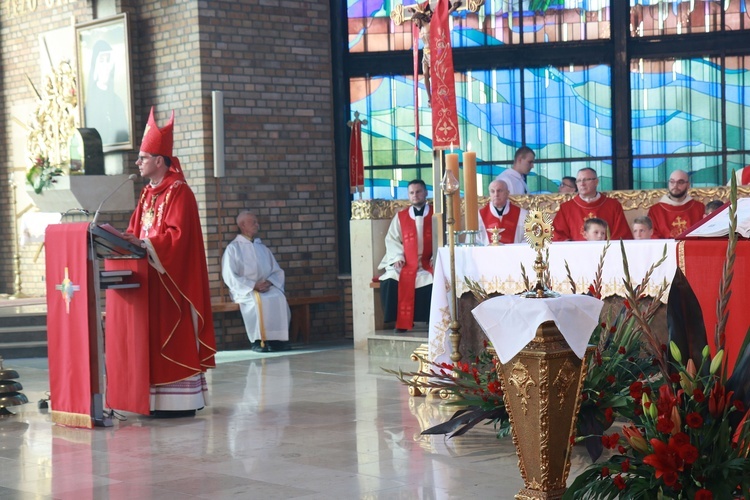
[472,294,604,364]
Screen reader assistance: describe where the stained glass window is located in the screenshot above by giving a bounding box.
[347,1,613,54]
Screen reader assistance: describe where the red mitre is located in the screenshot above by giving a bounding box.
[140,107,174,157]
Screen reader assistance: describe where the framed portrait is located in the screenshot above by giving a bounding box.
[76,14,134,152]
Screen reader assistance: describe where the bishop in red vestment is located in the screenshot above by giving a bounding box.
[647,170,705,239]
[121,107,216,416]
[378,180,433,332]
[478,179,527,244]
[553,168,631,241]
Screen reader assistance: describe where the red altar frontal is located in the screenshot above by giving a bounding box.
[678,239,750,373]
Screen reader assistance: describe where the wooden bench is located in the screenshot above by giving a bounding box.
[211,294,340,344]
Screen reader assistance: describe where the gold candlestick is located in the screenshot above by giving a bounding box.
[441,169,462,364]
[8,175,29,300]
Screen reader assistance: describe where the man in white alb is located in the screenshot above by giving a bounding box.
[222,211,291,352]
[495,146,535,195]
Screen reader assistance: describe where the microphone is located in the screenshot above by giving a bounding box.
[91,174,137,227]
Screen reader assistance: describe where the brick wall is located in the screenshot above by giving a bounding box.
[1,0,349,343]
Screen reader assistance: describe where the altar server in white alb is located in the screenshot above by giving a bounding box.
[222,211,291,352]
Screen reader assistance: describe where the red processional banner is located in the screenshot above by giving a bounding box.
[430,0,460,150]
[45,222,95,428]
[349,119,364,195]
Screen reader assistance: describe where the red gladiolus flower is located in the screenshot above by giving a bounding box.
[685,412,703,429]
[708,385,734,418]
[695,489,713,500]
[613,474,626,490]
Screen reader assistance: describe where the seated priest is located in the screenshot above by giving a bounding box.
[552,167,632,241]
[477,179,527,245]
[730,165,750,185]
[222,211,291,352]
[378,179,433,333]
[647,170,705,238]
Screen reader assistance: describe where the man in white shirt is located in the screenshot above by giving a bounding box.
[495,146,535,195]
[222,211,291,352]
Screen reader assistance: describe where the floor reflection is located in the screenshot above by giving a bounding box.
[0,346,591,499]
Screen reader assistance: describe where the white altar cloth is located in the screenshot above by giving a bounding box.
[428,240,678,364]
[472,295,604,363]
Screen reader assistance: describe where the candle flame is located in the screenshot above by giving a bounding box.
[451,143,454,153]
[467,141,472,152]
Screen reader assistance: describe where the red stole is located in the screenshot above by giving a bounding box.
[480,203,521,244]
[396,208,433,330]
[742,166,750,185]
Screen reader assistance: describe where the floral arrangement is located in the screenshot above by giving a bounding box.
[26,155,64,194]
[387,241,665,457]
[564,178,750,499]
[25,60,78,195]
[384,343,511,438]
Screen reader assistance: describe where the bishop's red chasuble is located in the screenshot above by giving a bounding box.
[396,208,433,330]
[125,169,216,386]
[553,194,631,241]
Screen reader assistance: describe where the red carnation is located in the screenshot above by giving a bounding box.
[679,443,699,464]
[618,346,626,354]
[695,489,713,500]
[685,412,703,429]
[693,388,705,402]
[613,474,626,490]
[621,459,630,473]
[629,381,644,399]
[601,466,610,477]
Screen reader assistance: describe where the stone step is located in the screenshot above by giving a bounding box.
[0,325,47,344]
[0,341,48,359]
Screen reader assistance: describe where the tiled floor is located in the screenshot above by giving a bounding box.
[0,345,591,499]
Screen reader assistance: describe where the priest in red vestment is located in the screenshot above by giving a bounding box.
[121,107,216,417]
[553,167,631,241]
[731,165,750,185]
[647,170,705,239]
[478,179,527,244]
[378,179,433,333]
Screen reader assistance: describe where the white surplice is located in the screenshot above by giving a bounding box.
[221,235,290,342]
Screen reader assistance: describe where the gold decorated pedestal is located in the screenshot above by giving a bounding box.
[497,321,593,500]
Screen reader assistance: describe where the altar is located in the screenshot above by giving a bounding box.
[428,240,678,365]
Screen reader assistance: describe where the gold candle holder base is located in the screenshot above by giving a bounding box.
[497,321,593,500]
